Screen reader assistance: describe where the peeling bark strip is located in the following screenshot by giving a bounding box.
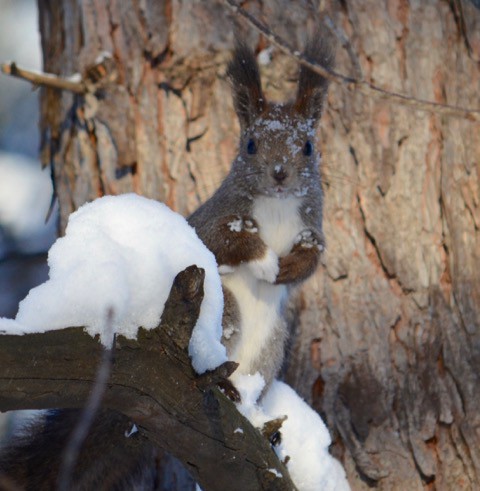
[0,267,295,491]
[31,0,480,489]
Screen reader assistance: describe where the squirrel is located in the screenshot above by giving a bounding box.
[0,36,333,489]
[188,37,333,388]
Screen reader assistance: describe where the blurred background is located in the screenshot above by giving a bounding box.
[0,0,57,319]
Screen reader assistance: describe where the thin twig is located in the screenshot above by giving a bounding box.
[56,309,116,491]
[1,62,85,94]
[223,0,480,122]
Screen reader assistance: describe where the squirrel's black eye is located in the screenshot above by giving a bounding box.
[247,138,257,155]
[303,140,313,156]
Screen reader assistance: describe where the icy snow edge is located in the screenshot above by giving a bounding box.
[0,194,227,374]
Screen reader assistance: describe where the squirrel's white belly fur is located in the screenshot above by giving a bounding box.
[253,196,304,256]
[222,196,304,378]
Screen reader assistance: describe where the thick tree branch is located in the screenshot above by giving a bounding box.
[0,266,294,491]
[224,0,480,122]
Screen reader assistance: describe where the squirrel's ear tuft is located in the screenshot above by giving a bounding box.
[227,43,265,129]
[294,34,335,124]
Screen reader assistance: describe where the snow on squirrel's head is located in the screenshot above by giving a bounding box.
[15,194,227,374]
[227,38,334,200]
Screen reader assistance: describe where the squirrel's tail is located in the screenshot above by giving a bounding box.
[0,409,158,490]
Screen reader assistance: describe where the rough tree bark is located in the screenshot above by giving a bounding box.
[24,0,480,489]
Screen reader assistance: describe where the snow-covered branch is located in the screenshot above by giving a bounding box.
[0,265,295,491]
[0,194,348,490]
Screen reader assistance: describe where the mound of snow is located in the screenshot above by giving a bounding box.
[234,375,351,491]
[1,193,226,373]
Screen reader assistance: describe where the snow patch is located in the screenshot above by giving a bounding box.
[124,423,138,438]
[67,73,82,83]
[94,50,113,65]
[222,323,237,340]
[0,318,30,336]
[261,119,285,132]
[228,219,243,232]
[294,186,309,197]
[234,373,270,428]
[267,468,283,478]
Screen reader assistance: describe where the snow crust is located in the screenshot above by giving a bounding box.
[235,374,351,491]
[0,194,226,373]
[227,218,242,232]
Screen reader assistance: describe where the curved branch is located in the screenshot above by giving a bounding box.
[0,266,294,491]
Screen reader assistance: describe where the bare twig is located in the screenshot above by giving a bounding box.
[223,0,480,122]
[1,62,85,93]
[56,309,115,491]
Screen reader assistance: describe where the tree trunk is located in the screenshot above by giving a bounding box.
[36,0,480,489]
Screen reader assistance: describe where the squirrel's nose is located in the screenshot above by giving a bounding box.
[273,165,288,183]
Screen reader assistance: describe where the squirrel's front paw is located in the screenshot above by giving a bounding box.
[247,248,279,283]
[275,229,324,285]
[213,215,267,268]
[294,229,325,251]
